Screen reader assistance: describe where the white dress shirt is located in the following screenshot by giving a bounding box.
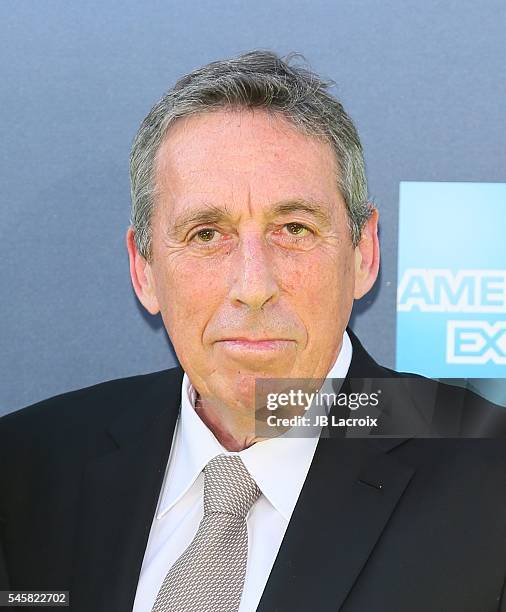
[132,330,352,612]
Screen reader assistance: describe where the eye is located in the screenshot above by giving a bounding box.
[190,227,220,243]
[285,222,311,237]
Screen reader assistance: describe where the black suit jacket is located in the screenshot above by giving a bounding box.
[1,327,505,612]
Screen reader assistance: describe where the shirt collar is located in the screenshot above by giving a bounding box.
[157,329,352,521]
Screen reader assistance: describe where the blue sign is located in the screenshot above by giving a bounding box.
[396,181,506,383]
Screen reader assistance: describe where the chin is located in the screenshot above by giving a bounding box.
[223,370,278,403]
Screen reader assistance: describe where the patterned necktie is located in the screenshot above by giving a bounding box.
[151,454,261,612]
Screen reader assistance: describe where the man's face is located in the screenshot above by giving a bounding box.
[129,109,378,409]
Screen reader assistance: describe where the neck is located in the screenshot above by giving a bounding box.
[194,393,264,452]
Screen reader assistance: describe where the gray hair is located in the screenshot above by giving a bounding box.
[130,50,373,261]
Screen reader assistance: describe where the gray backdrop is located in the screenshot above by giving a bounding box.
[2,0,505,415]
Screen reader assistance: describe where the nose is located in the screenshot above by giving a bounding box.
[228,230,280,310]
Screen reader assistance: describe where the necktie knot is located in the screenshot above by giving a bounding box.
[203,455,261,518]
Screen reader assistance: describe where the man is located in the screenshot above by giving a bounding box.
[1,51,505,612]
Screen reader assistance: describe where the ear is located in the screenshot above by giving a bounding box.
[353,207,380,299]
[126,226,160,315]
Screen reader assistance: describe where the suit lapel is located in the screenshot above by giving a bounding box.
[70,368,184,612]
[257,328,416,611]
[256,436,414,612]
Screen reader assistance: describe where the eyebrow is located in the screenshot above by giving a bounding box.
[269,199,333,227]
[167,198,333,239]
[168,204,233,239]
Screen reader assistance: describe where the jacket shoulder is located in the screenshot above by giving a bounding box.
[0,367,183,436]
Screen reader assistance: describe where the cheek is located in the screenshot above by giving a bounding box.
[282,252,350,310]
[287,270,323,311]
[158,257,227,329]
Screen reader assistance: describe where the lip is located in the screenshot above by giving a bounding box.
[216,338,294,351]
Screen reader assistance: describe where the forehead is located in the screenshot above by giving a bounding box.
[153,108,342,217]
